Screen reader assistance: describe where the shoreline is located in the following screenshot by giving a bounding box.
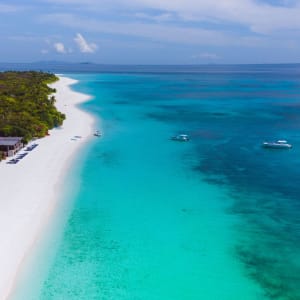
[0,76,95,299]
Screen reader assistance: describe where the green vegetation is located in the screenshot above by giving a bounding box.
[0,71,65,142]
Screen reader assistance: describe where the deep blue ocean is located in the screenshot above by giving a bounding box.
[10,65,300,300]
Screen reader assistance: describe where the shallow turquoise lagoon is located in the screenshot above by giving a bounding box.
[12,66,300,299]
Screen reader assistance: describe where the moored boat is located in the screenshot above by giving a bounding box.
[94,130,102,137]
[171,134,189,142]
[262,140,292,149]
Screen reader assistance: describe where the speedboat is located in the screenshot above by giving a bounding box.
[262,140,292,149]
[171,134,189,142]
[94,130,102,137]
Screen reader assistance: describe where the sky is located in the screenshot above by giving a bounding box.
[2,0,300,64]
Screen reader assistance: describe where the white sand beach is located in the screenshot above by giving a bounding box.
[0,76,95,299]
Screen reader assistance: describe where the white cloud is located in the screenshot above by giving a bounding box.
[127,0,300,34]
[43,13,269,47]
[74,33,97,53]
[41,0,300,34]
[54,42,67,53]
[39,0,300,55]
[42,14,227,46]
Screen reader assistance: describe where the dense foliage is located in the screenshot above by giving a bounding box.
[0,71,65,142]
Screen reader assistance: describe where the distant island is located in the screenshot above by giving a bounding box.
[0,71,65,160]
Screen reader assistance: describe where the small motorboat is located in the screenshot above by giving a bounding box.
[94,130,102,137]
[171,134,189,142]
[262,140,292,149]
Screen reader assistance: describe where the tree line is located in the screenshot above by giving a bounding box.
[0,71,65,143]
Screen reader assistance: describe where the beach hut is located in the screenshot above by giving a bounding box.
[0,137,23,157]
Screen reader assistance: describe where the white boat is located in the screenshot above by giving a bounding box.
[262,140,292,149]
[94,131,102,137]
[171,134,189,142]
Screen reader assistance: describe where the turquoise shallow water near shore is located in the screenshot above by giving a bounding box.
[12,66,300,299]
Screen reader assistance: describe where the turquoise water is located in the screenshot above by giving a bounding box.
[12,66,300,299]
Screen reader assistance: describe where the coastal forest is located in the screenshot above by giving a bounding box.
[0,71,65,142]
